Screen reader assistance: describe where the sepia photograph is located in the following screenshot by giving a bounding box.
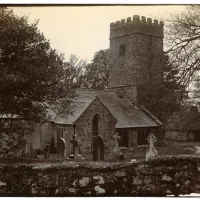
[0,4,200,197]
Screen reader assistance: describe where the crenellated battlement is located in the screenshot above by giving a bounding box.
[110,15,164,38]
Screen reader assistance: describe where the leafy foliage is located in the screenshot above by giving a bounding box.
[82,49,109,90]
[139,54,187,122]
[0,119,34,157]
[0,8,75,120]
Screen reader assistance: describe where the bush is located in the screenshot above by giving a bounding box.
[0,120,34,158]
[35,149,44,155]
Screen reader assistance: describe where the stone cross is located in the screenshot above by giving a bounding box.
[114,133,121,150]
[146,133,158,161]
[70,134,78,156]
[25,141,30,156]
[69,134,84,161]
[147,133,157,148]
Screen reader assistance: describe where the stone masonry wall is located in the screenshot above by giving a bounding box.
[75,97,117,155]
[109,34,163,88]
[108,15,164,105]
[108,15,163,88]
[0,156,200,196]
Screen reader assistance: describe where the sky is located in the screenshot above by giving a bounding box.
[11,5,186,63]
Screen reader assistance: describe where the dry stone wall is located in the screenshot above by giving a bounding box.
[0,156,200,196]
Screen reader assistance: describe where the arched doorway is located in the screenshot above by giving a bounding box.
[92,114,104,161]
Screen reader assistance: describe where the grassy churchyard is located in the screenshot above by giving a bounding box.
[0,140,199,164]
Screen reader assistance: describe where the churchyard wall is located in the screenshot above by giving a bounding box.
[1,156,200,196]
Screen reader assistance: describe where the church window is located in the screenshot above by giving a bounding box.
[91,114,101,150]
[119,44,126,57]
[137,129,149,145]
[118,130,129,147]
[92,114,100,136]
[57,127,64,142]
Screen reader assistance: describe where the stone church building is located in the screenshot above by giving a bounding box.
[27,15,164,160]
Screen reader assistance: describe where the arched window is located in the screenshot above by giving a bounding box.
[92,114,100,136]
[119,44,126,57]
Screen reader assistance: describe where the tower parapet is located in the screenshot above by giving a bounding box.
[110,15,164,39]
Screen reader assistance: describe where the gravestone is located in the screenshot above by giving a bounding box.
[114,133,121,151]
[92,136,105,161]
[74,141,85,161]
[44,144,50,159]
[25,141,30,156]
[57,138,66,160]
[70,134,78,159]
[146,133,158,161]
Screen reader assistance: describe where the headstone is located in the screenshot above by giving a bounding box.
[57,138,66,160]
[114,133,121,151]
[25,141,30,156]
[146,133,158,161]
[43,144,50,159]
[70,134,78,157]
[74,147,85,161]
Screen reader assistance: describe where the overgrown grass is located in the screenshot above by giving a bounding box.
[0,141,199,164]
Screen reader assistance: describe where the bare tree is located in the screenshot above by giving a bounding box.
[166,5,200,86]
[64,54,87,88]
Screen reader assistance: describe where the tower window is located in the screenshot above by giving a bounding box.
[119,44,126,57]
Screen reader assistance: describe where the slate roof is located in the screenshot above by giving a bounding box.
[52,88,162,129]
[165,111,200,131]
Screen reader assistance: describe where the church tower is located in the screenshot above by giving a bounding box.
[108,15,164,104]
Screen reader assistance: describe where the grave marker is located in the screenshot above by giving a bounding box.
[57,138,66,160]
[146,133,158,161]
[69,134,84,161]
[114,133,121,151]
